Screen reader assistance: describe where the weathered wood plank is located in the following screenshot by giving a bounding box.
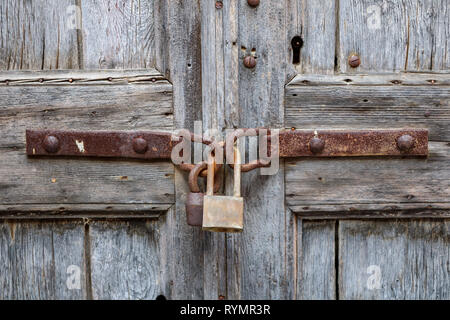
[286,83,450,142]
[0,70,174,213]
[80,0,155,69]
[339,220,450,299]
[285,0,337,80]
[285,0,339,300]
[222,0,294,299]
[339,0,449,73]
[163,0,206,299]
[287,141,449,214]
[297,220,336,300]
[0,221,86,299]
[89,219,166,299]
[0,0,80,70]
[0,69,166,84]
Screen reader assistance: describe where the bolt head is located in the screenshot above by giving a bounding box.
[215,1,223,9]
[348,54,361,68]
[43,135,60,153]
[247,0,260,7]
[132,137,148,154]
[397,134,414,152]
[309,137,325,154]
[243,55,256,69]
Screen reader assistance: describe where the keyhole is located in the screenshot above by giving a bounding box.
[291,36,303,64]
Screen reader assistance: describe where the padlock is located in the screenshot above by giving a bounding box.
[202,147,243,233]
[186,161,221,227]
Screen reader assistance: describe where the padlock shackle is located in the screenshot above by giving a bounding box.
[233,146,241,197]
[206,154,215,196]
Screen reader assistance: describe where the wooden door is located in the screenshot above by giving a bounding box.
[0,0,449,300]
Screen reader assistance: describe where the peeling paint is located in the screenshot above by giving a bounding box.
[75,140,85,153]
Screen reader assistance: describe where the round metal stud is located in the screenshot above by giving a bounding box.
[247,0,260,7]
[309,137,325,154]
[132,137,148,154]
[43,135,60,153]
[397,134,414,152]
[348,54,361,68]
[243,55,256,69]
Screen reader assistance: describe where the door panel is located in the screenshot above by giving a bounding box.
[338,0,449,73]
[0,221,87,299]
[0,0,449,300]
[0,70,174,214]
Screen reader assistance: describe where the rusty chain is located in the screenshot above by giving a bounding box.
[176,129,272,179]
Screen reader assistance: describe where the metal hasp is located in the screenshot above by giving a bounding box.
[26,129,176,159]
[279,129,428,157]
[26,128,428,159]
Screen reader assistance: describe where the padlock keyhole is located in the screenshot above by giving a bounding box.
[291,36,303,64]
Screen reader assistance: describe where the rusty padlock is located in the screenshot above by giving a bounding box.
[202,147,243,233]
[186,161,221,227]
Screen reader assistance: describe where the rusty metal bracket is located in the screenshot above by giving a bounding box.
[26,129,176,159]
[26,128,428,160]
[279,129,428,157]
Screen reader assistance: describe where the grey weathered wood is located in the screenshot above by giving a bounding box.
[0,0,80,70]
[297,220,336,300]
[0,204,168,219]
[288,73,450,86]
[162,0,206,299]
[80,0,156,69]
[0,221,87,299]
[285,0,337,80]
[287,141,450,214]
[0,69,166,84]
[221,0,294,299]
[339,220,450,299]
[339,0,449,73]
[286,81,450,142]
[89,218,166,299]
[0,70,174,213]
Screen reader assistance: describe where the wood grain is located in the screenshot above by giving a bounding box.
[89,219,166,299]
[285,0,337,80]
[222,0,295,299]
[297,220,336,300]
[0,0,80,70]
[80,0,156,69]
[0,70,174,213]
[0,221,87,299]
[339,220,450,299]
[338,0,449,73]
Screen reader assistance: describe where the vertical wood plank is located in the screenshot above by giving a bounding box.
[286,0,337,80]
[298,220,336,300]
[80,0,155,69]
[339,220,450,299]
[165,0,205,299]
[89,219,165,299]
[222,0,294,299]
[339,0,449,72]
[285,0,338,300]
[0,221,87,299]
[0,0,80,70]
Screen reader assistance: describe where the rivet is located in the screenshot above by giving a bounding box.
[132,137,148,154]
[348,54,360,68]
[396,134,414,152]
[309,137,325,154]
[247,0,260,7]
[243,55,256,69]
[43,135,60,153]
[215,1,223,9]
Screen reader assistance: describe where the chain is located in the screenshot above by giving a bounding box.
[175,129,272,178]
